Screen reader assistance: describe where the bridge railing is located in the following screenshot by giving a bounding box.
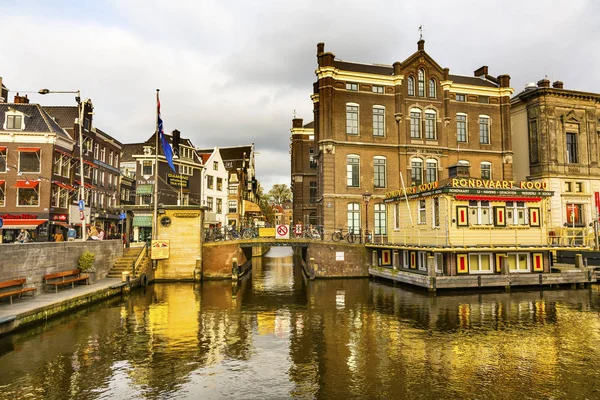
[203,225,325,242]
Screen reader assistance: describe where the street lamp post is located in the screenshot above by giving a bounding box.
[362,192,371,243]
[39,89,87,241]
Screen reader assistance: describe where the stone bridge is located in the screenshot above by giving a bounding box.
[201,239,370,280]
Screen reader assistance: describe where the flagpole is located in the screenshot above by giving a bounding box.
[153,89,160,241]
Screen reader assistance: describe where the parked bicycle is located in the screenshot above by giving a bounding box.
[241,227,258,239]
[331,228,356,243]
[226,226,241,240]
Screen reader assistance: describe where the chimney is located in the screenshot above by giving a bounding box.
[498,74,511,88]
[13,93,30,104]
[317,42,325,55]
[474,66,488,77]
[537,78,550,88]
[292,118,303,129]
[552,81,564,89]
[417,39,425,51]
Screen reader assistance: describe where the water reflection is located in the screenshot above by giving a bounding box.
[1,251,600,399]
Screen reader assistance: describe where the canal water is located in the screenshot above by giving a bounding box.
[2,248,600,399]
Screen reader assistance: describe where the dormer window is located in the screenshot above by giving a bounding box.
[4,111,25,130]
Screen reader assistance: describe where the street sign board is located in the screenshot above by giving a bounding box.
[119,212,126,220]
[275,224,289,239]
[295,224,302,235]
[0,217,3,229]
[79,210,85,221]
[78,200,85,211]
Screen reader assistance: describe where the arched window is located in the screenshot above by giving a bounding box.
[347,155,360,187]
[429,78,436,98]
[374,204,387,235]
[418,69,425,97]
[426,159,438,183]
[372,105,385,137]
[411,158,423,186]
[407,76,415,96]
[374,156,386,188]
[481,162,492,180]
[425,110,436,140]
[410,108,422,138]
[347,203,360,235]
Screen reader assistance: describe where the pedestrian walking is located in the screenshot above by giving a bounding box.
[16,229,30,243]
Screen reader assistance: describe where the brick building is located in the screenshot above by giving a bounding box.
[511,79,600,240]
[307,40,514,237]
[290,119,318,226]
[0,95,75,242]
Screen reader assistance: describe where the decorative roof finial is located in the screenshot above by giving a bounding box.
[419,25,424,40]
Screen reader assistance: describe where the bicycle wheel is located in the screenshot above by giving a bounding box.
[331,231,342,242]
[347,233,356,244]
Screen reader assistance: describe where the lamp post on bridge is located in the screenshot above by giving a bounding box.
[39,89,87,241]
[362,192,371,243]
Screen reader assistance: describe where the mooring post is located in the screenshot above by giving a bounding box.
[501,256,511,292]
[310,257,316,280]
[575,254,583,268]
[232,257,238,281]
[427,255,436,292]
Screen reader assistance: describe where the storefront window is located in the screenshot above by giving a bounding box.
[18,188,39,206]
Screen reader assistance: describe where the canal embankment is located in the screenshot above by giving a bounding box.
[0,278,130,336]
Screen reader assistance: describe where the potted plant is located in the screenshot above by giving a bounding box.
[78,250,96,283]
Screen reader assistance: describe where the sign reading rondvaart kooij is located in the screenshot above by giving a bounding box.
[151,240,170,260]
[167,173,189,189]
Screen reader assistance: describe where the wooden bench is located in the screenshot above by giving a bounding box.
[44,269,89,293]
[0,278,36,305]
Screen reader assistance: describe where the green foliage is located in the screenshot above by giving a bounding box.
[267,184,292,205]
[78,251,96,272]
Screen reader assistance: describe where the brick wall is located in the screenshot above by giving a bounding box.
[0,240,123,291]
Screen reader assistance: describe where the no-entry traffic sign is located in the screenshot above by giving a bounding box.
[275,224,289,239]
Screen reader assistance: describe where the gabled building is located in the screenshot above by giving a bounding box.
[196,147,228,227]
[197,144,260,228]
[511,79,600,243]
[121,131,203,242]
[0,95,75,242]
[308,40,513,237]
[290,119,318,226]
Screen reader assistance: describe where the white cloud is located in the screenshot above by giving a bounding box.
[2,0,599,193]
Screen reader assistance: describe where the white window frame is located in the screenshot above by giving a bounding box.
[19,149,41,174]
[407,76,415,96]
[418,69,425,97]
[410,108,422,139]
[425,158,437,183]
[429,78,436,98]
[424,110,436,140]
[373,156,386,188]
[469,200,493,226]
[456,113,468,143]
[346,103,359,135]
[481,162,492,180]
[418,199,426,224]
[479,115,490,144]
[0,181,5,207]
[373,106,385,137]
[411,157,423,186]
[346,82,358,91]
[468,253,494,274]
[347,155,360,187]
[374,203,386,235]
[372,85,384,94]
[347,202,360,235]
[0,148,6,173]
[507,252,530,273]
[506,201,528,225]
[432,197,440,229]
[4,113,25,130]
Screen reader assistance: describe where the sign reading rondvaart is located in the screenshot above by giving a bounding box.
[167,173,189,189]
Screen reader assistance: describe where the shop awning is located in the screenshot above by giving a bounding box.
[136,184,153,195]
[17,147,40,152]
[75,180,96,189]
[133,215,153,227]
[0,180,5,185]
[455,195,541,202]
[1,219,46,229]
[13,180,39,189]
[52,222,71,228]
[0,146,6,151]
[243,200,262,213]
[56,149,72,157]
[83,160,97,168]
[54,181,76,191]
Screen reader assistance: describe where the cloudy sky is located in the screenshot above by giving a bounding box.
[2,0,599,191]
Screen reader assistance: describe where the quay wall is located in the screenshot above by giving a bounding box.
[202,243,249,279]
[0,240,123,291]
[306,242,370,278]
